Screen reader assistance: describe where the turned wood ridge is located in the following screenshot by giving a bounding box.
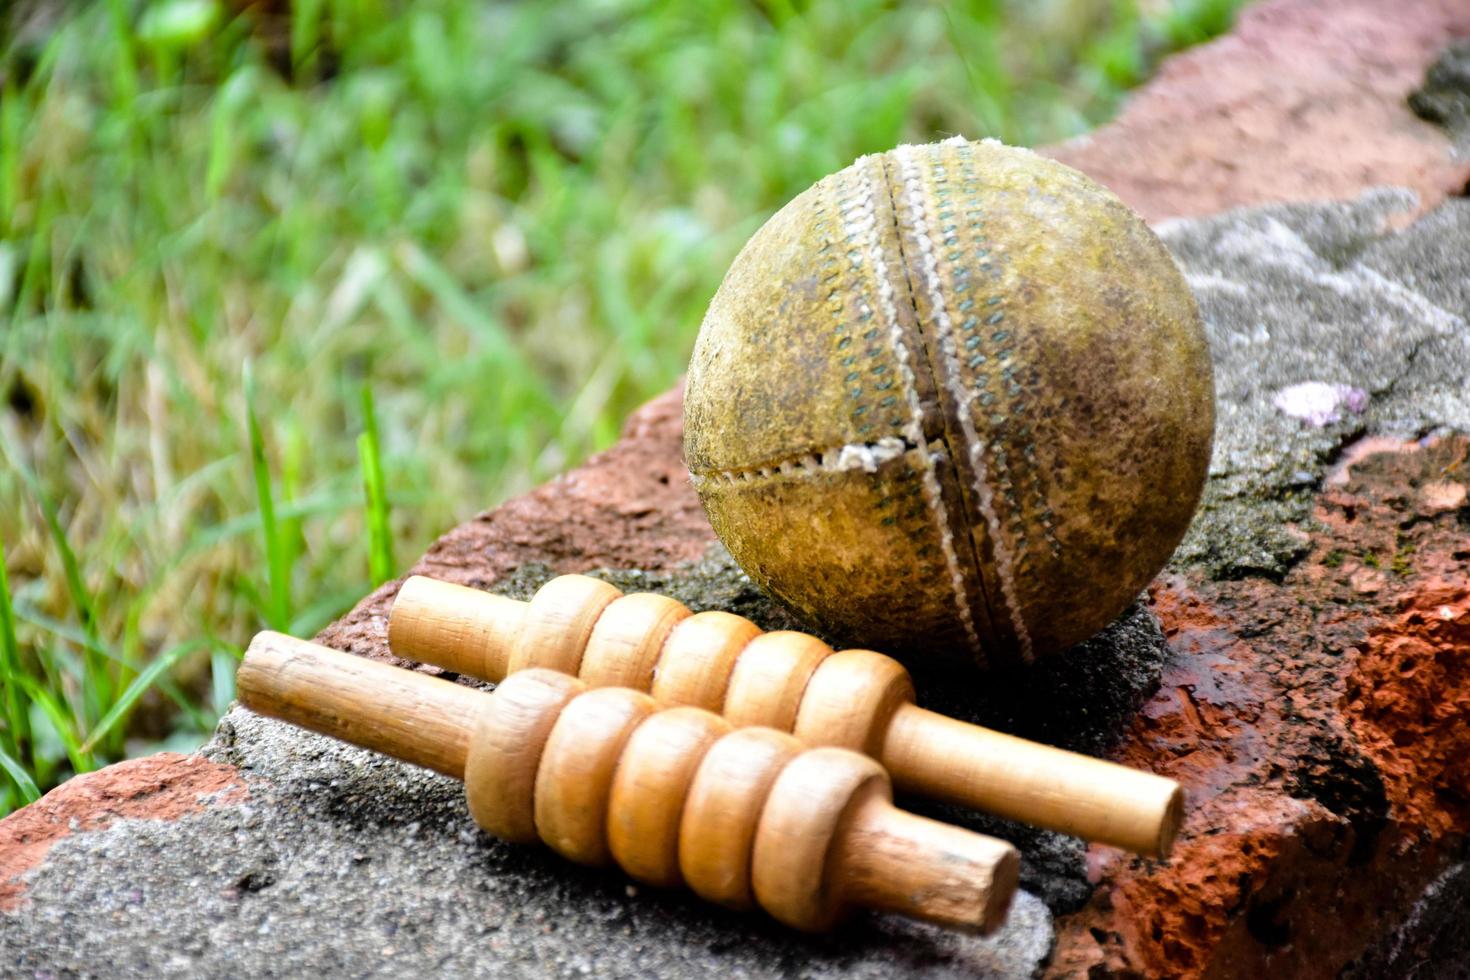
[390,574,1184,858]
[238,631,1020,933]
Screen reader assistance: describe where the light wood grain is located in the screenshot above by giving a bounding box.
[238,630,482,779]
[652,611,762,712]
[606,706,730,887]
[390,574,1185,857]
[533,686,656,866]
[509,575,622,677]
[750,747,889,931]
[388,576,525,681]
[882,704,1184,858]
[678,728,802,910]
[835,788,1021,933]
[792,649,914,756]
[464,668,585,844]
[578,593,690,690]
[721,631,830,730]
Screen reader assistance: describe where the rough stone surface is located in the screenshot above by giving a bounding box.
[1163,189,1470,581]
[1046,0,1470,222]
[4,190,1468,979]
[0,753,247,913]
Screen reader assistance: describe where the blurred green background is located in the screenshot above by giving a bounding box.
[0,0,1243,812]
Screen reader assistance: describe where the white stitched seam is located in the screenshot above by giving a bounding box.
[854,154,983,657]
[689,436,927,484]
[895,143,1034,661]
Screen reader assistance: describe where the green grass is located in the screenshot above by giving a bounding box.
[0,0,1245,813]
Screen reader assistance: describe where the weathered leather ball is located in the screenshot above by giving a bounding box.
[683,138,1214,668]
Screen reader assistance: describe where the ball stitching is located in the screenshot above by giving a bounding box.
[895,143,1034,662]
[850,153,984,660]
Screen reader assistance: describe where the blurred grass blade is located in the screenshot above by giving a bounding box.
[0,744,41,805]
[103,0,140,110]
[210,641,241,717]
[0,535,29,761]
[80,638,205,755]
[393,242,553,408]
[278,419,306,605]
[206,68,257,199]
[243,360,291,630]
[15,675,91,774]
[0,81,22,233]
[34,483,104,663]
[291,0,326,79]
[0,430,114,727]
[358,385,393,585]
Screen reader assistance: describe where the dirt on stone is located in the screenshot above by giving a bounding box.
[1345,583,1470,838]
[1339,437,1470,840]
[0,753,247,912]
[1410,41,1470,146]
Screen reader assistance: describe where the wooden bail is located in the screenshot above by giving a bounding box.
[388,575,1185,858]
[235,633,1020,933]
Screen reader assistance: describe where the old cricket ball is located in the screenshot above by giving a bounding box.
[683,137,1214,668]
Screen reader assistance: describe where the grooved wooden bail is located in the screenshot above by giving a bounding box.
[236,633,1019,933]
[389,575,1185,857]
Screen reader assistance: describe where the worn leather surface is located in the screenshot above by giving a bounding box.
[685,140,1214,666]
